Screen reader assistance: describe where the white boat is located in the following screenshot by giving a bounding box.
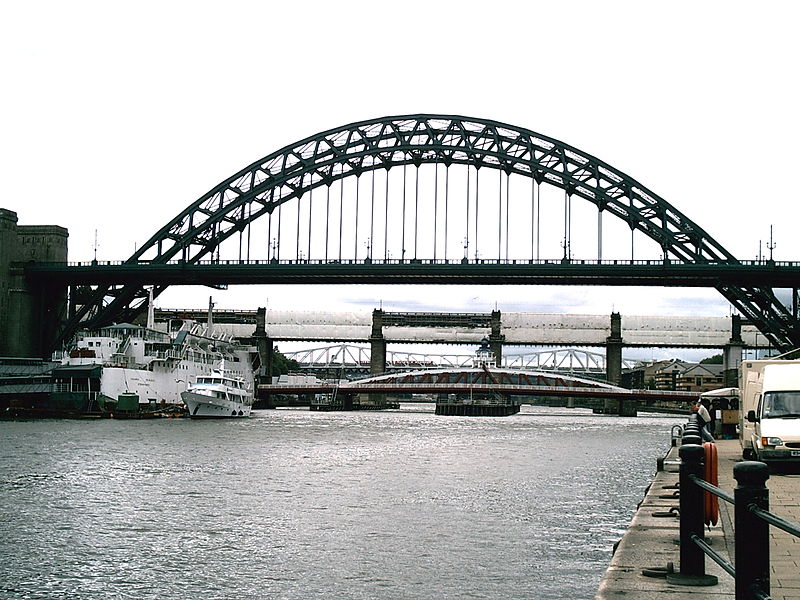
[181,366,253,418]
[52,320,257,415]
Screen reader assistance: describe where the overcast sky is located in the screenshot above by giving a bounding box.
[3,1,799,339]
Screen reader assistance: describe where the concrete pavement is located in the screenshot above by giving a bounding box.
[596,438,800,599]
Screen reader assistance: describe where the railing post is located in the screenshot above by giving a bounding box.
[734,461,770,600]
[682,433,702,447]
[668,443,718,586]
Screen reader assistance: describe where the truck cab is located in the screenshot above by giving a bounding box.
[743,362,800,462]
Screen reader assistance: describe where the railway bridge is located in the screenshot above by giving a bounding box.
[155,306,752,385]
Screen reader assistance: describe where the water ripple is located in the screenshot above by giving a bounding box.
[0,406,677,599]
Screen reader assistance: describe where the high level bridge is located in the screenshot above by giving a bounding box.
[5,114,800,357]
[153,307,755,384]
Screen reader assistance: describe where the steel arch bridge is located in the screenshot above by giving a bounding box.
[58,114,799,350]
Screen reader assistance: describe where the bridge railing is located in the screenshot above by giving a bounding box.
[672,415,800,599]
[45,257,800,268]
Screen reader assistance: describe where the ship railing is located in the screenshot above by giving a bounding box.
[150,349,183,361]
[670,414,800,599]
[51,384,99,401]
[109,353,137,367]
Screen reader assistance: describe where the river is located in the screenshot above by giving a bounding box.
[0,405,680,599]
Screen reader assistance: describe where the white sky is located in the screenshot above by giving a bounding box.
[2,1,799,351]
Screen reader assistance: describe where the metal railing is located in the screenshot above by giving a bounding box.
[46,257,800,268]
[672,414,800,599]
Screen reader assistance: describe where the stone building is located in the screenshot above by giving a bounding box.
[675,363,724,392]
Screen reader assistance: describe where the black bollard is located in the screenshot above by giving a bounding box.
[683,422,700,431]
[734,461,770,600]
[684,423,700,436]
[682,433,702,447]
[667,443,718,586]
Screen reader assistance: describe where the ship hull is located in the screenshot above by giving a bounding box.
[182,391,252,418]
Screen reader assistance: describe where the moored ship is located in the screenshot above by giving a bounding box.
[49,320,257,416]
[181,365,253,417]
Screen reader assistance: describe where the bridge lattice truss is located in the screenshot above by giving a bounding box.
[68,114,799,350]
[284,344,644,373]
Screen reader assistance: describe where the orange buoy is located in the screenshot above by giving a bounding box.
[703,442,719,526]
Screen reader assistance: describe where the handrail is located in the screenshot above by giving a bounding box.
[690,534,735,577]
[749,505,800,537]
[688,474,735,504]
[672,414,800,599]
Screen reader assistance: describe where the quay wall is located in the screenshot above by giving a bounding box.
[596,442,735,599]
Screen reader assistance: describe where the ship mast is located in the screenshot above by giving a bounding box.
[146,287,155,329]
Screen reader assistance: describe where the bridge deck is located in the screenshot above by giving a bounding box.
[259,382,700,402]
[24,258,800,287]
[154,309,763,348]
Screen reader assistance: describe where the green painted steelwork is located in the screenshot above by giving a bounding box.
[27,258,800,288]
[35,115,799,351]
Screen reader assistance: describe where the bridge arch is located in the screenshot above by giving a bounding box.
[137,114,730,265]
[345,367,625,393]
[68,115,798,350]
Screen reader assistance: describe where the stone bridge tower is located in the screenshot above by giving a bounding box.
[0,209,68,357]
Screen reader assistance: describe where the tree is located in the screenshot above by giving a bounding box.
[700,353,723,364]
[271,346,300,377]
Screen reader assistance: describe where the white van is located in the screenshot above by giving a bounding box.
[742,360,800,462]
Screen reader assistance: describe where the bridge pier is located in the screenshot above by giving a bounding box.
[0,209,68,358]
[368,309,388,407]
[605,312,623,385]
[489,310,504,366]
[603,312,624,414]
[255,307,274,380]
[723,314,744,388]
[253,307,276,408]
[370,309,387,375]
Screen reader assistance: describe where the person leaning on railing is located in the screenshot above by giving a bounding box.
[692,399,715,442]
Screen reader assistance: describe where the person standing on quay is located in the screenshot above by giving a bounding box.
[694,399,714,441]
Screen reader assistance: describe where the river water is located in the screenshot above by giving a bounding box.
[0,405,680,600]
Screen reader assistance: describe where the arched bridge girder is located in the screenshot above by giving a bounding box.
[132,115,733,268]
[352,367,623,392]
[284,344,646,372]
[719,284,797,349]
[66,115,799,351]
